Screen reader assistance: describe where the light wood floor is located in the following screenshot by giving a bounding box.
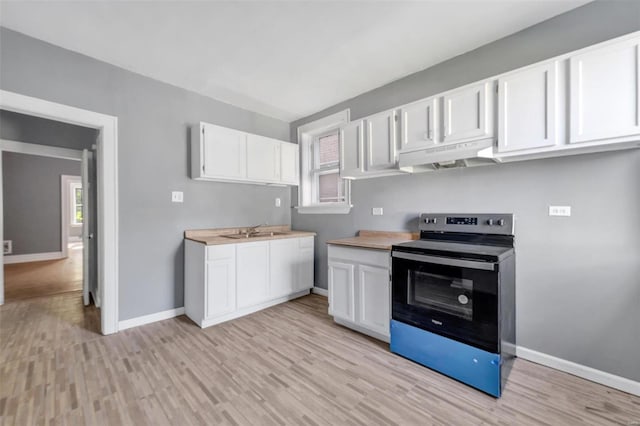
[3,243,83,301]
[1,292,638,425]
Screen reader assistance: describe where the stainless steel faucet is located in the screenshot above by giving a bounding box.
[244,223,267,236]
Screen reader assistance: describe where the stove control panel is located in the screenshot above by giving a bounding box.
[420,213,514,235]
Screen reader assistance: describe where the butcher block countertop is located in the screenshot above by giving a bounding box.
[185,225,316,246]
[326,230,419,251]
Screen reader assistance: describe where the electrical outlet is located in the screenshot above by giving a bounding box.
[171,191,184,203]
[275,198,281,207]
[3,240,12,255]
[372,207,384,216]
[549,205,571,216]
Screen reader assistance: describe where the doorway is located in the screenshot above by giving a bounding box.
[2,151,92,302]
[0,90,119,335]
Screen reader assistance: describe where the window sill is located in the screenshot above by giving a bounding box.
[295,204,353,215]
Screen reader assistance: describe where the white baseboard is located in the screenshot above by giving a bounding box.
[312,286,328,297]
[516,346,640,397]
[3,251,65,264]
[119,307,185,331]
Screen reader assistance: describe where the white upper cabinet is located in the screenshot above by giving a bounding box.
[498,61,559,153]
[400,96,439,151]
[570,36,640,144]
[443,81,495,144]
[193,122,247,180]
[340,120,365,178]
[365,109,398,170]
[280,142,299,185]
[247,134,281,182]
[192,121,297,186]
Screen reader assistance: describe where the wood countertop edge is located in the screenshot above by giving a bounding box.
[185,230,317,246]
[326,230,419,251]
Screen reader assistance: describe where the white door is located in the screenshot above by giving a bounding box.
[202,123,247,179]
[366,109,398,170]
[206,257,236,318]
[498,61,559,153]
[295,237,314,292]
[280,142,299,185]
[443,81,494,144]
[328,261,355,321]
[339,120,365,178]
[236,241,270,309]
[247,135,281,182]
[570,36,640,144]
[269,238,297,298]
[357,265,390,337]
[401,97,439,151]
[81,149,90,306]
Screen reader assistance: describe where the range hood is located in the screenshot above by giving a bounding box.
[398,139,497,171]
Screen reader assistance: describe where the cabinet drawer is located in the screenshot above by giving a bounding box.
[328,245,390,267]
[207,244,235,261]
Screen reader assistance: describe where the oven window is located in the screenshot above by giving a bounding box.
[407,270,473,321]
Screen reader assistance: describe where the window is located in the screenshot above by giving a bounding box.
[70,182,83,225]
[297,110,351,214]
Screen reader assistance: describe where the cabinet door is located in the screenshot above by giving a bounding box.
[247,135,281,182]
[269,238,297,299]
[366,110,398,170]
[570,37,640,144]
[295,237,314,292]
[328,261,355,321]
[340,120,365,178]
[401,97,439,151]
[280,142,299,185]
[357,265,390,337]
[443,81,494,144]
[206,258,236,318]
[236,241,270,309]
[202,123,247,179]
[498,61,558,153]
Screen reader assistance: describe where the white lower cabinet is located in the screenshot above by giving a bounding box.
[328,245,390,342]
[185,236,314,328]
[237,241,270,309]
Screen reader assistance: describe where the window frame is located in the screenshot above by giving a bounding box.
[70,181,83,226]
[296,109,351,214]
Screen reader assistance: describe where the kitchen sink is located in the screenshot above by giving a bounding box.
[222,231,289,239]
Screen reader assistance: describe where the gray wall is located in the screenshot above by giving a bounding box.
[2,152,81,254]
[0,27,292,321]
[1,110,98,150]
[291,1,640,382]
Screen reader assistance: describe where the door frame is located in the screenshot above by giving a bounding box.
[0,90,119,335]
[61,174,82,257]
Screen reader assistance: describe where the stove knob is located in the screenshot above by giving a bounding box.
[432,218,437,224]
[424,217,430,224]
[497,219,505,226]
[486,219,494,226]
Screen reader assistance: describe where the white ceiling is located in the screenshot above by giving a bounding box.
[0,1,589,122]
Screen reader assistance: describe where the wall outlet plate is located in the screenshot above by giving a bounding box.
[3,240,12,255]
[549,205,571,216]
[171,191,184,203]
[372,207,384,216]
[275,198,281,207]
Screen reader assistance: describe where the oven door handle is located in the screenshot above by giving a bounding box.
[392,251,496,271]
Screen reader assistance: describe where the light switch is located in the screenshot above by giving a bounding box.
[372,207,383,216]
[549,205,571,216]
[171,191,184,203]
[275,198,281,207]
